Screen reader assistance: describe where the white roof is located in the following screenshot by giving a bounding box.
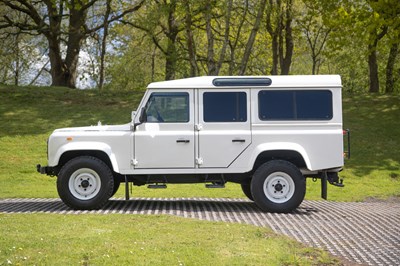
[147,75,342,89]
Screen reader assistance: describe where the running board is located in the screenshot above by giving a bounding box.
[205,183,225,188]
[147,183,167,189]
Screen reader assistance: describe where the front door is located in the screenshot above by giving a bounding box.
[134,90,195,169]
[198,89,251,168]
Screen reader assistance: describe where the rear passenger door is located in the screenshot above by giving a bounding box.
[197,89,251,168]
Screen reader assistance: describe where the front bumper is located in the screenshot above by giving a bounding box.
[36,164,56,176]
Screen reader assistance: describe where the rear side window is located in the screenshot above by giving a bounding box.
[258,90,333,120]
[203,92,247,122]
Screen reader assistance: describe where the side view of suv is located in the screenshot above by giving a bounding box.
[37,75,348,213]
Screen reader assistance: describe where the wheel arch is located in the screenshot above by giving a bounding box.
[251,143,311,172]
[51,142,120,174]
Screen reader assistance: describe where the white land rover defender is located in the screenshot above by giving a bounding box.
[37,75,349,213]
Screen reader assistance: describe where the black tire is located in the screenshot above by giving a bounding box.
[251,160,306,213]
[241,183,254,201]
[57,156,114,210]
[111,178,121,197]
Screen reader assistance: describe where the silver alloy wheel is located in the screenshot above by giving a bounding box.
[68,168,101,200]
[263,171,295,203]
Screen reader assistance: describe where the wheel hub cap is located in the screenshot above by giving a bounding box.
[263,172,295,204]
[81,180,90,188]
[274,183,283,192]
[68,168,101,200]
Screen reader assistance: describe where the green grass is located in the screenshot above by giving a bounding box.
[0,214,338,265]
[0,85,399,201]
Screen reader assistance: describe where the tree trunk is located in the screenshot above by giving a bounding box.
[44,0,69,87]
[165,41,177,81]
[215,0,233,75]
[280,0,293,75]
[45,3,82,88]
[228,0,249,75]
[184,0,198,77]
[367,26,387,93]
[14,34,19,86]
[99,0,112,90]
[164,0,178,80]
[151,45,156,81]
[368,43,380,93]
[48,34,67,87]
[385,41,399,93]
[266,0,282,75]
[205,1,216,75]
[271,34,279,75]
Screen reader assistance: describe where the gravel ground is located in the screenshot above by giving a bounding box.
[1,198,399,266]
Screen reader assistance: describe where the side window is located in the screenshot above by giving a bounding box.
[145,92,189,123]
[203,92,247,122]
[258,90,332,120]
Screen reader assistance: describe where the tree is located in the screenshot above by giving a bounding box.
[385,29,399,93]
[0,22,48,86]
[0,0,144,88]
[376,0,400,93]
[367,25,387,93]
[201,0,233,75]
[238,0,267,75]
[298,0,331,75]
[99,0,112,90]
[125,0,185,80]
[265,0,294,75]
[184,0,199,77]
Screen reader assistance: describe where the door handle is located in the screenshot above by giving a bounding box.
[176,139,190,143]
[232,139,246,143]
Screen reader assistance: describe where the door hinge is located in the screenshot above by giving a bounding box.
[196,157,203,165]
[131,159,138,166]
[195,124,203,131]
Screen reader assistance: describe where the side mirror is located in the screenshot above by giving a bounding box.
[132,107,146,131]
[139,107,146,123]
[131,111,137,121]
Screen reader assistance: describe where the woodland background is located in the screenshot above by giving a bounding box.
[0,0,399,93]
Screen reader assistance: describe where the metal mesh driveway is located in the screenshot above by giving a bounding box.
[1,198,399,266]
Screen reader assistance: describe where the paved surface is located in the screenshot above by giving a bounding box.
[0,198,399,266]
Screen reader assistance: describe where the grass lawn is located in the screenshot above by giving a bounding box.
[0,214,338,265]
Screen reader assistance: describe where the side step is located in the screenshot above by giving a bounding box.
[205,182,225,188]
[147,183,167,189]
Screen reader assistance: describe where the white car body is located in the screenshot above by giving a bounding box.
[47,75,343,174]
[39,75,347,212]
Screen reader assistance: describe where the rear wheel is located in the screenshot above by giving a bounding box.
[57,156,114,210]
[251,160,305,213]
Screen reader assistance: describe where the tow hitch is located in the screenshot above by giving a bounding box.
[321,171,344,200]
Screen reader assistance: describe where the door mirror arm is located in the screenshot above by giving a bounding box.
[132,107,146,131]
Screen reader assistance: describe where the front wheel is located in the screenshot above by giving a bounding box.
[57,156,114,210]
[241,183,254,201]
[251,160,305,213]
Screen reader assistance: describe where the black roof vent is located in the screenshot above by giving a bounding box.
[212,77,272,87]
